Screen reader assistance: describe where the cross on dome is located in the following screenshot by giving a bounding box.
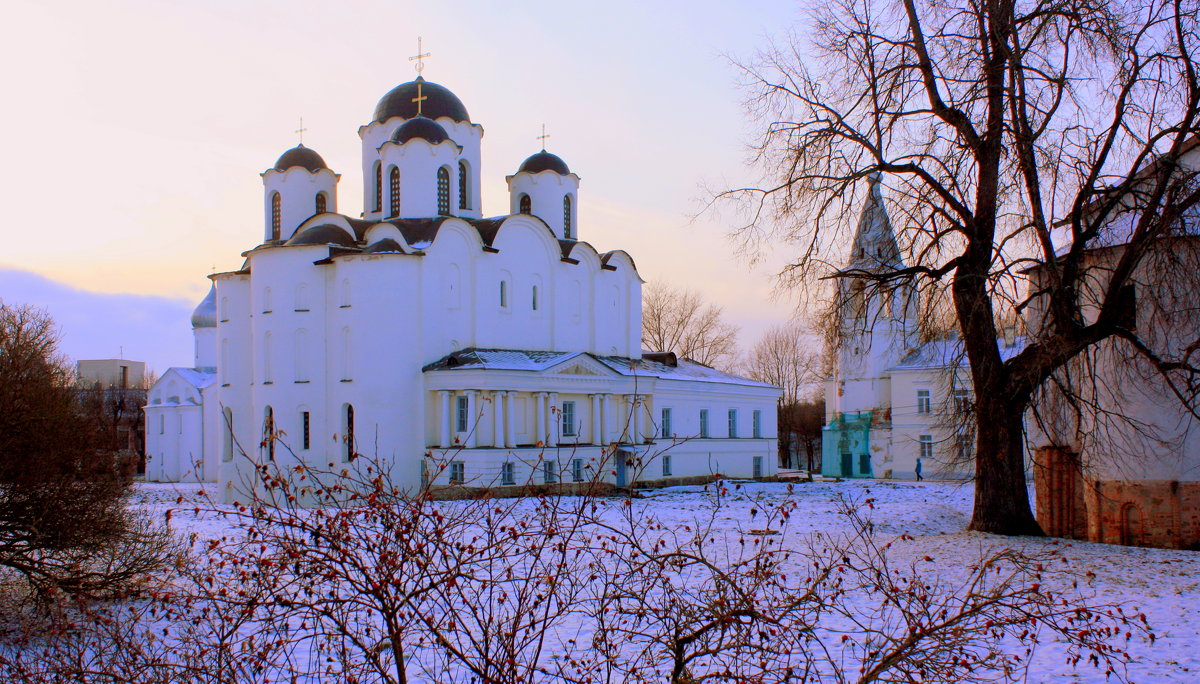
[537,124,550,151]
[411,82,428,117]
[295,117,308,145]
[409,36,431,75]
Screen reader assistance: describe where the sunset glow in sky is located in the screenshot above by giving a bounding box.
[1,0,807,371]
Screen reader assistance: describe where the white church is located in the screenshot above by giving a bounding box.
[145,70,781,501]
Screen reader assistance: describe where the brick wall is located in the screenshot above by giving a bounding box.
[1034,446,1200,550]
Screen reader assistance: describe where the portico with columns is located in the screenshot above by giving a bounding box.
[421,348,780,488]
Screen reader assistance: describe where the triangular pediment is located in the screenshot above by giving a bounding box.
[545,354,615,377]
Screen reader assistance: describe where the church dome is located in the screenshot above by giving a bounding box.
[191,284,217,329]
[373,77,470,124]
[273,145,328,173]
[391,116,449,145]
[288,224,358,247]
[518,151,570,175]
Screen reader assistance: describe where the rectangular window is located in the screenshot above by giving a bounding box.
[499,281,508,308]
[699,409,709,438]
[752,410,762,438]
[571,458,584,483]
[501,461,515,486]
[532,285,539,311]
[917,389,932,414]
[728,409,738,438]
[919,434,934,460]
[661,408,672,438]
[752,455,763,479]
[543,459,558,484]
[456,395,469,433]
[662,453,672,477]
[859,453,871,473]
[562,401,577,436]
[952,389,970,415]
[301,411,310,450]
[449,461,465,484]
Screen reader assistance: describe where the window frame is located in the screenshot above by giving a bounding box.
[449,461,465,485]
[916,389,932,415]
[456,395,469,433]
[543,459,558,484]
[752,409,762,438]
[699,409,709,438]
[728,408,738,438]
[519,193,531,214]
[563,195,573,239]
[919,434,934,460]
[458,160,470,210]
[661,407,672,438]
[501,461,515,486]
[562,400,577,437]
[571,458,584,483]
[301,410,311,450]
[270,192,281,241]
[662,453,672,477]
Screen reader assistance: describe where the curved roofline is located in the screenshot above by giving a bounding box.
[260,165,341,180]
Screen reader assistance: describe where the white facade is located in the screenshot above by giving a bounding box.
[147,74,781,500]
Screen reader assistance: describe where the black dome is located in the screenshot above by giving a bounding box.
[373,77,470,124]
[518,151,570,175]
[274,145,328,172]
[287,224,357,247]
[391,116,449,145]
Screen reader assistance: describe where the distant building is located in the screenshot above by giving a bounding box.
[822,176,1021,479]
[76,358,147,468]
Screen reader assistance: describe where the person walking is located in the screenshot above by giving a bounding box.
[915,457,923,482]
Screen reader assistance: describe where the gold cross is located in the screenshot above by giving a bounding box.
[411,81,427,117]
[295,117,308,145]
[537,124,550,150]
[409,36,430,75]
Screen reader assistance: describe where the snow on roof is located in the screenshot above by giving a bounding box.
[423,348,776,388]
[891,337,1026,370]
[168,367,218,389]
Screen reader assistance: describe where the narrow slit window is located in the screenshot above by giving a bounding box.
[270,192,281,241]
[374,163,382,211]
[315,192,327,215]
[458,160,469,210]
[563,195,573,239]
[437,167,450,215]
[389,166,400,217]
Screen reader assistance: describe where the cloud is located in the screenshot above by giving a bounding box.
[0,267,194,375]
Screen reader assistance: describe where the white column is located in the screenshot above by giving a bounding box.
[590,394,601,445]
[547,392,559,448]
[600,394,610,445]
[632,395,642,444]
[504,391,516,448]
[465,390,478,448]
[534,392,546,446]
[438,390,451,448]
[491,391,505,448]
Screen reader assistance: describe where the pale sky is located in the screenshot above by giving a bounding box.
[0,0,808,372]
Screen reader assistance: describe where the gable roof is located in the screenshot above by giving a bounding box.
[423,348,776,388]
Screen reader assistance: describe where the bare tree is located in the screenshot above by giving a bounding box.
[642,282,740,370]
[744,322,825,468]
[0,301,176,601]
[725,0,1200,534]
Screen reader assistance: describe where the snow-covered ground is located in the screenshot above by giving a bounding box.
[132,478,1198,682]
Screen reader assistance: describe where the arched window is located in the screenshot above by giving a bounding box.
[389,166,400,217]
[519,194,531,214]
[270,192,281,241]
[532,285,539,311]
[315,192,327,214]
[437,167,451,215]
[343,404,355,462]
[263,406,275,461]
[563,195,573,239]
[458,160,470,210]
[373,162,382,212]
[294,329,308,382]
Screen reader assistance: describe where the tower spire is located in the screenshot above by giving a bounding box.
[847,173,903,272]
